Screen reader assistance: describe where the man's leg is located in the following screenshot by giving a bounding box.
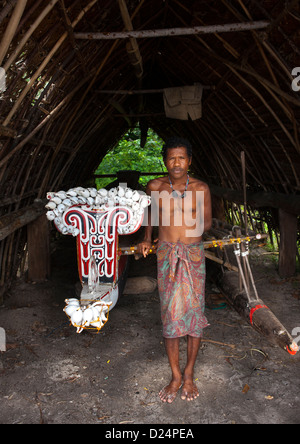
[159,337,182,403]
[181,336,201,401]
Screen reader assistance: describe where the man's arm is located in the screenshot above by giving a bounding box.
[138,181,154,257]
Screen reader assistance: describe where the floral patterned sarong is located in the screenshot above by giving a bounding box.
[157,240,209,338]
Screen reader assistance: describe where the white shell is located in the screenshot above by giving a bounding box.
[100,311,107,322]
[88,188,97,197]
[78,189,90,198]
[52,196,62,205]
[108,188,117,197]
[91,306,100,320]
[83,308,94,326]
[98,188,108,197]
[63,198,72,206]
[69,196,79,204]
[45,201,56,210]
[46,211,55,221]
[117,186,125,197]
[132,190,140,201]
[65,298,80,305]
[57,203,66,213]
[71,308,83,325]
[64,305,78,317]
[87,197,94,205]
[56,191,67,199]
[125,188,133,198]
[140,196,150,208]
[66,189,77,197]
[95,195,102,205]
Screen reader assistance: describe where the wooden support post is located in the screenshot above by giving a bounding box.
[278,209,298,278]
[0,200,46,241]
[27,215,50,282]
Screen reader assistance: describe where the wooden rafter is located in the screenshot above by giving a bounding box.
[74,21,270,40]
[118,0,143,80]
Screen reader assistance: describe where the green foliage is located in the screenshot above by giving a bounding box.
[94,126,167,189]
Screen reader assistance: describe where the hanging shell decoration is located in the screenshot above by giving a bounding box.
[63,298,112,334]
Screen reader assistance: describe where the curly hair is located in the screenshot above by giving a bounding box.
[162,137,192,160]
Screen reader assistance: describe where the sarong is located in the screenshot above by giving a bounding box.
[157,240,209,338]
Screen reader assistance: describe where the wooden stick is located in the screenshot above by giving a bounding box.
[201,339,236,349]
[3,0,98,126]
[3,0,60,71]
[118,0,143,79]
[0,0,27,66]
[96,85,212,94]
[0,86,78,169]
[204,251,239,272]
[74,21,270,40]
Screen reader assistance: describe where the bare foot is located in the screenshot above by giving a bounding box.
[159,379,182,404]
[181,377,199,401]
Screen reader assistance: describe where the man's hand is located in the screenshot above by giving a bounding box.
[137,240,158,258]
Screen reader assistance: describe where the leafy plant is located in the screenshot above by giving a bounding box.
[94,126,167,189]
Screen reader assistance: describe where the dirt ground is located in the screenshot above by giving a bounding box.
[0,237,299,425]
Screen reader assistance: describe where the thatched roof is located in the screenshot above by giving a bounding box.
[0,0,299,289]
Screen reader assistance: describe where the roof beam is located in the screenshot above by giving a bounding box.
[74,21,270,40]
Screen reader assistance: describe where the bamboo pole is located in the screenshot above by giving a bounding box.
[0,84,80,169]
[0,0,17,26]
[3,0,60,72]
[227,66,298,151]
[2,0,98,126]
[0,0,27,66]
[74,21,270,40]
[118,0,143,79]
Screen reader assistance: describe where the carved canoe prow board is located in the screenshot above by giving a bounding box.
[46,185,150,333]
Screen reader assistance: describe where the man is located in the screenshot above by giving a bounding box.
[138,137,212,403]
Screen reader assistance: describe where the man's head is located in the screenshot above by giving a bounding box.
[162,137,192,179]
[162,137,192,161]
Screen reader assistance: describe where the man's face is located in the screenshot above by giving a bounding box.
[164,147,192,179]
